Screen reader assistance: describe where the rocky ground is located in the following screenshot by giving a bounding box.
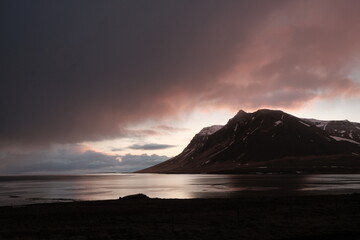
[1,194,360,240]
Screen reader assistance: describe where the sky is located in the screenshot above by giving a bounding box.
[1,0,360,174]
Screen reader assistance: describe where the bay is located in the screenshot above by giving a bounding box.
[1,173,360,206]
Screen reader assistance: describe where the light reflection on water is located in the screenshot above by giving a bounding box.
[0,174,360,206]
[300,174,360,192]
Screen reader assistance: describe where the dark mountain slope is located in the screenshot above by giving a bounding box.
[139,109,360,173]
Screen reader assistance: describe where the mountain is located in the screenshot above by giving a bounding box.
[139,109,360,174]
[302,118,360,144]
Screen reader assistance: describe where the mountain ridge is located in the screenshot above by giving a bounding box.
[139,109,360,174]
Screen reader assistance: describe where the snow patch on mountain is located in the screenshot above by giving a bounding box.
[198,125,223,136]
[299,121,311,127]
[274,120,282,126]
[303,118,329,129]
[330,136,360,145]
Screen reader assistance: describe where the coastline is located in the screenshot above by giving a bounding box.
[1,194,360,239]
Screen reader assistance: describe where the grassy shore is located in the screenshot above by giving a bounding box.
[1,194,360,239]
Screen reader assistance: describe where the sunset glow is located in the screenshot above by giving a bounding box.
[1,0,360,174]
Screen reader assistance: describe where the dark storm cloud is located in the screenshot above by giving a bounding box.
[129,143,176,150]
[1,0,360,148]
[0,0,287,147]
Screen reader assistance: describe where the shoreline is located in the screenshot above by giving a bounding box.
[1,193,360,239]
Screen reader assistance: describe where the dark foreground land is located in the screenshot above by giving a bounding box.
[1,194,360,240]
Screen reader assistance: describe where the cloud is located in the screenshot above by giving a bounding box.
[110,148,123,152]
[1,0,360,149]
[122,125,189,139]
[116,154,168,172]
[128,143,177,150]
[124,129,164,138]
[0,0,286,148]
[154,125,189,132]
[0,144,168,174]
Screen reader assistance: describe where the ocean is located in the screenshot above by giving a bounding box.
[1,173,360,206]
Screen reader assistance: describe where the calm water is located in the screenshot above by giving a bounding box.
[1,173,360,206]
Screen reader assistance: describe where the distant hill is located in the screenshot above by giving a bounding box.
[139,109,360,174]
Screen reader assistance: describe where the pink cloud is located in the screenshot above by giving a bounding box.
[1,1,360,148]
